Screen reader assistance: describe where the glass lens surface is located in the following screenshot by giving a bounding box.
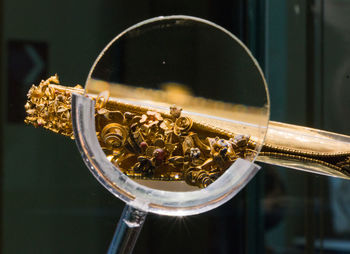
[86,16,269,192]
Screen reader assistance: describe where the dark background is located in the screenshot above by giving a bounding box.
[1,0,350,253]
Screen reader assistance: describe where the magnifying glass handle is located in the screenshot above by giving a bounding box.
[107,205,147,254]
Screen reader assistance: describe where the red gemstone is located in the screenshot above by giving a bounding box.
[139,141,148,149]
[154,148,166,162]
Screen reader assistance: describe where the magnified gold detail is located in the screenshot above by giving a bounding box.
[25,76,350,188]
[25,76,255,188]
[95,96,256,188]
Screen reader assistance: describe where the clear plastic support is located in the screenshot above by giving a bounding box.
[107,205,147,254]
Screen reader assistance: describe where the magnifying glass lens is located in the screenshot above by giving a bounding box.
[85,16,269,192]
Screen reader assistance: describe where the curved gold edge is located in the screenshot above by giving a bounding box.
[257,154,350,180]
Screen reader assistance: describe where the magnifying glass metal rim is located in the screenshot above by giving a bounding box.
[74,15,270,216]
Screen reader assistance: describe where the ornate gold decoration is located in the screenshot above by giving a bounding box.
[24,75,83,138]
[95,102,253,188]
[25,76,350,188]
[25,76,254,188]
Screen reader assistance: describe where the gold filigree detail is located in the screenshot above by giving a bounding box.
[24,76,253,188]
[24,76,350,187]
[24,75,83,138]
[95,99,252,188]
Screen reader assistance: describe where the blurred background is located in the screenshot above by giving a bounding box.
[1,0,350,253]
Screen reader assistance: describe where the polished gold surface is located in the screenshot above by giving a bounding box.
[25,76,350,186]
[259,122,350,178]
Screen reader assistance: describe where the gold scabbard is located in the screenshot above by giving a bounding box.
[25,76,350,186]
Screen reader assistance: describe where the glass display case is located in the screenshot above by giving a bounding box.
[1,0,350,253]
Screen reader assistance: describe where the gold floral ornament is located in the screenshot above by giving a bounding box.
[24,76,255,189]
[95,100,254,189]
[24,75,83,138]
[24,76,350,188]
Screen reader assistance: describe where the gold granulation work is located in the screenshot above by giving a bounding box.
[25,76,254,188]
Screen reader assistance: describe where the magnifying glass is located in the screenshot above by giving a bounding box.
[72,15,269,253]
[24,14,350,253]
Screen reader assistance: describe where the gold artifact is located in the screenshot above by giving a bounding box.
[25,76,350,188]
